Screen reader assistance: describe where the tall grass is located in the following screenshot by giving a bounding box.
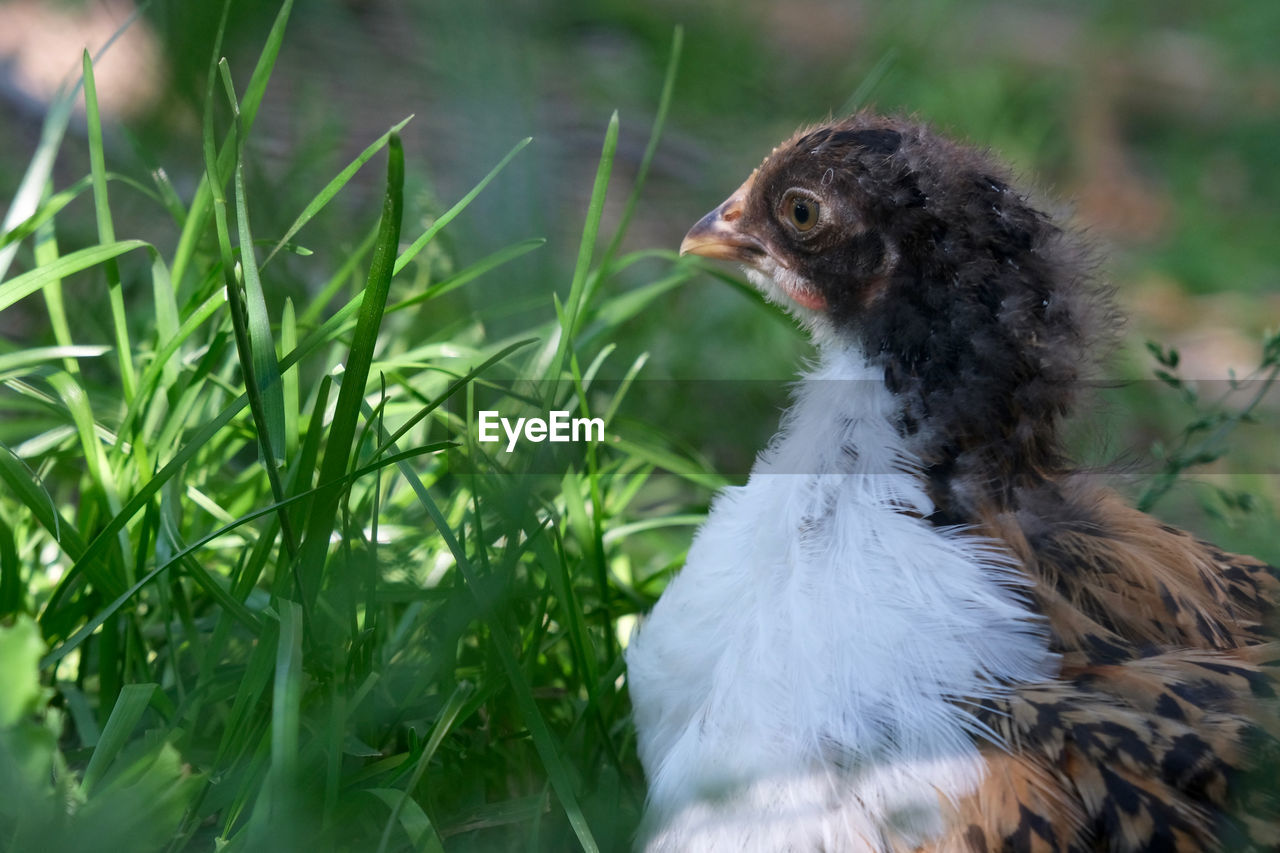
[0,5,699,850]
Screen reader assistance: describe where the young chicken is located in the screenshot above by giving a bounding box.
[626,113,1278,852]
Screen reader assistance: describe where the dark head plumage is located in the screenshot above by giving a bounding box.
[682,112,1119,520]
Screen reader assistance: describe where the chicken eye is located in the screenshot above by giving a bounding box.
[783,193,819,232]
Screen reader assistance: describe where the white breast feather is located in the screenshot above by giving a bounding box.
[625,345,1055,851]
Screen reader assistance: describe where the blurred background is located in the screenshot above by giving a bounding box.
[2,0,1278,553]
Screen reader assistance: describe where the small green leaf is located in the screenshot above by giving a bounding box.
[0,616,47,726]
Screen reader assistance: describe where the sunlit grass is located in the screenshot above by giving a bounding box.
[0,5,698,850]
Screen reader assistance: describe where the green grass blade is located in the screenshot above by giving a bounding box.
[155,510,261,630]
[565,113,619,338]
[168,0,231,292]
[368,790,446,853]
[42,389,246,618]
[0,516,19,616]
[297,224,377,327]
[59,681,101,748]
[387,237,546,313]
[377,426,600,853]
[42,259,427,621]
[148,163,188,227]
[0,447,86,560]
[393,136,531,276]
[267,600,304,830]
[0,346,109,377]
[0,176,92,252]
[82,51,136,402]
[281,298,299,461]
[170,0,293,291]
[33,213,78,377]
[199,54,294,554]
[126,287,226,443]
[602,514,706,545]
[0,240,150,313]
[213,623,276,770]
[221,59,287,466]
[295,133,404,606]
[696,264,792,325]
[239,0,294,131]
[535,526,598,696]
[285,375,330,542]
[374,680,473,853]
[39,442,449,670]
[46,370,132,585]
[611,436,729,491]
[282,139,532,358]
[264,115,413,267]
[598,25,683,272]
[600,352,649,428]
[541,112,618,382]
[0,85,76,283]
[586,268,695,335]
[374,338,536,456]
[81,683,157,795]
[150,253,181,388]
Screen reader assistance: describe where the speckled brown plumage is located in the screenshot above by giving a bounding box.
[669,111,1279,851]
[944,493,1280,851]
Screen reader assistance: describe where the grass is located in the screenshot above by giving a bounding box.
[0,5,703,851]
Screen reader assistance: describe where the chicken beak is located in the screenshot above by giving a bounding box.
[679,171,765,264]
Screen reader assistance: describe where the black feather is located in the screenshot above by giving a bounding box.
[742,112,1120,520]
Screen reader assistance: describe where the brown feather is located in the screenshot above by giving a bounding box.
[927,479,1280,851]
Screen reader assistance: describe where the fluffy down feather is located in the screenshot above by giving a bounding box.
[626,346,1054,850]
